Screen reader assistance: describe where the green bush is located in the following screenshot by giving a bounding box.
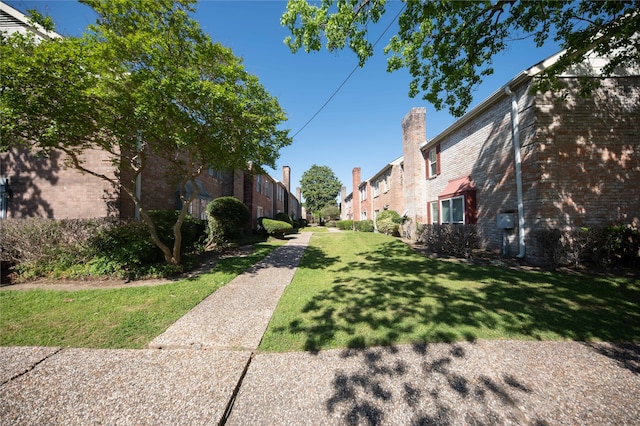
[148,210,206,253]
[336,220,354,230]
[275,212,293,225]
[593,225,640,265]
[261,218,293,238]
[536,224,640,268]
[0,218,181,281]
[293,219,307,229]
[86,221,166,279]
[355,220,374,232]
[376,210,402,236]
[206,197,250,245]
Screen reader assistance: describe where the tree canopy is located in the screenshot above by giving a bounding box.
[300,165,342,215]
[1,0,291,265]
[282,0,640,117]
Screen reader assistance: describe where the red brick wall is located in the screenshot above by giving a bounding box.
[2,147,119,219]
[402,108,427,234]
[422,81,536,256]
[352,167,361,220]
[370,162,405,220]
[527,76,640,259]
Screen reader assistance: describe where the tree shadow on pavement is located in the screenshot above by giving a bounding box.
[325,343,550,426]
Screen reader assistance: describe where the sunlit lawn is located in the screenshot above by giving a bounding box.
[260,231,640,352]
[0,241,284,349]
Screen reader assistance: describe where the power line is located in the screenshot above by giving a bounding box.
[291,3,407,139]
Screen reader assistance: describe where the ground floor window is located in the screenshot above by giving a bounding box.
[440,196,465,224]
[430,201,439,224]
[188,198,209,220]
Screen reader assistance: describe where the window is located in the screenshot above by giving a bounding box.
[430,201,439,224]
[361,210,367,220]
[256,175,262,193]
[427,144,440,178]
[373,181,380,197]
[360,186,367,201]
[440,196,465,224]
[257,206,263,218]
[208,167,223,180]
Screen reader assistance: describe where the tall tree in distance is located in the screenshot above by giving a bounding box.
[300,165,342,216]
[1,0,291,265]
[282,0,640,117]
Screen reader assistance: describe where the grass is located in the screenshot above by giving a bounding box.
[259,231,640,352]
[0,241,284,348]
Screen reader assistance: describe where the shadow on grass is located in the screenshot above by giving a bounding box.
[293,239,640,353]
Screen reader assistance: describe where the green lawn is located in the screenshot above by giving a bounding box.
[259,231,640,352]
[0,241,284,348]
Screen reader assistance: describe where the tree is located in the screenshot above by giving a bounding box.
[300,165,342,215]
[320,202,341,221]
[1,0,291,265]
[282,0,640,117]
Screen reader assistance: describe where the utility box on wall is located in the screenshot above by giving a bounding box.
[497,213,515,230]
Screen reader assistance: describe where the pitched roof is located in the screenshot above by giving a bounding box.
[0,1,61,40]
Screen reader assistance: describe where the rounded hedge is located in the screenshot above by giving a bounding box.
[376,210,402,236]
[206,197,250,244]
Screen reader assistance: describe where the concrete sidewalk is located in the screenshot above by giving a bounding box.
[2,232,639,425]
[149,232,311,351]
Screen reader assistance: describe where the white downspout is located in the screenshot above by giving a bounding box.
[134,138,142,221]
[505,86,526,258]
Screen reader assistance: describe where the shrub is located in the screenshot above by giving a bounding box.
[206,197,250,245]
[0,218,110,265]
[534,225,639,269]
[148,210,206,253]
[261,218,293,238]
[376,210,402,236]
[336,220,354,230]
[355,220,374,232]
[293,219,308,229]
[86,221,165,279]
[592,224,640,266]
[534,228,564,269]
[275,212,293,225]
[417,224,479,259]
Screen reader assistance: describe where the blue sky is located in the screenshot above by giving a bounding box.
[7,0,561,200]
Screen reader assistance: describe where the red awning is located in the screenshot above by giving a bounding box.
[439,176,475,198]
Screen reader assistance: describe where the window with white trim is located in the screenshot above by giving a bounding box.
[440,196,465,224]
[360,186,367,201]
[430,201,439,224]
[428,148,438,178]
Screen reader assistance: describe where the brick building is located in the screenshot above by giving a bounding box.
[342,49,640,263]
[0,2,301,228]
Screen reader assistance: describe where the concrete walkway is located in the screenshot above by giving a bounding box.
[2,231,639,425]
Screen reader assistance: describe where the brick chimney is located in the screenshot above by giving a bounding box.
[282,166,291,193]
[402,108,427,228]
[352,167,361,221]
